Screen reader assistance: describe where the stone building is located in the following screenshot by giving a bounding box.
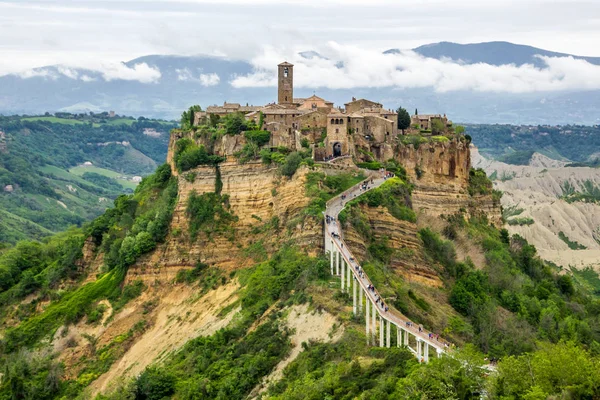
[195,61,450,160]
[411,113,452,133]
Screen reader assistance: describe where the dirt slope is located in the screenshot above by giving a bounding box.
[472,147,600,271]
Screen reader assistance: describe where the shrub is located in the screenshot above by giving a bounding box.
[279,152,304,177]
[135,367,176,400]
[419,228,458,273]
[468,168,493,196]
[223,113,247,135]
[186,191,237,240]
[173,138,225,172]
[357,161,382,170]
[507,217,534,226]
[244,130,271,147]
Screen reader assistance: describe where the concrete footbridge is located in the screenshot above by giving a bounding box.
[324,172,450,362]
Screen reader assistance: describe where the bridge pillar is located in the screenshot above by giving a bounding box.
[352,276,357,315]
[341,258,345,291]
[365,296,370,344]
[379,315,384,346]
[386,320,391,348]
[347,261,351,293]
[330,247,334,275]
[424,342,429,363]
[371,300,377,344]
[436,348,443,358]
[397,326,401,347]
[336,252,340,276]
[416,339,422,361]
[358,287,363,313]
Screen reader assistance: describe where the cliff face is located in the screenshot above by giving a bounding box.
[135,133,499,286]
[342,204,442,287]
[126,161,322,284]
[398,140,501,226]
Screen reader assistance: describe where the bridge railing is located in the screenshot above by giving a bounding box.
[323,178,449,356]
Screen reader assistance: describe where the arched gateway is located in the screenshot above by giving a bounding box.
[333,142,342,157]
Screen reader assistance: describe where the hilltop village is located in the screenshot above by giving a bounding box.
[192,62,454,162]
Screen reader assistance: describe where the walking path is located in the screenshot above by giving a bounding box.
[324,171,450,360]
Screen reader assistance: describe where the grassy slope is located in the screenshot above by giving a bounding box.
[0,115,175,243]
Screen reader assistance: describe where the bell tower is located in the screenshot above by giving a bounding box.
[278,61,293,105]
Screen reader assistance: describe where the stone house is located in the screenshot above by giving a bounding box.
[411,114,452,133]
[194,61,449,161]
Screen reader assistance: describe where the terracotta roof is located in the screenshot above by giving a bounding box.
[278,61,294,67]
[262,109,305,115]
[328,110,346,117]
[223,102,240,109]
[206,106,227,113]
[239,106,262,112]
[344,98,382,106]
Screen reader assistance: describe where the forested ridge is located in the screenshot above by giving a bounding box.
[465,124,600,164]
[0,115,175,244]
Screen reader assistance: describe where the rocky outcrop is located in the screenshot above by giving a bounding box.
[343,204,442,287]
[398,140,501,225]
[126,159,367,284]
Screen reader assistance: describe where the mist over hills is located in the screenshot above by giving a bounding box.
[1,41,599,125]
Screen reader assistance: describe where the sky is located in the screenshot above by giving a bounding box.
[1,0,600,93]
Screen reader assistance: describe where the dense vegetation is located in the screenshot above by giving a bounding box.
[0,114,175,243]
[339,177,416,225]
[418,215,600,358]
[0,164,177,398]
[465,124,600,163]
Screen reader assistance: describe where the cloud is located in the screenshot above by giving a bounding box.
[97,62,161,83]
[231,42,600,93]
[176,68,194,81]
[9,62,161,83]
[175,69,220,86]
[15,68,59,80]
[57,66,80,80]
[199,73,220,86]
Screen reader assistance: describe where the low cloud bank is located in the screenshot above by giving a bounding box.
[6,62,161,84]
[231,42,600,93]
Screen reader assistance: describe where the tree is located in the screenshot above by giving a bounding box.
[180,105,201,130]
[415,108,418,115]
[396,107,411,134]
[280,152,304,177]
[135,367,176,400]
[455,125,466,135]
[431,118,446,134]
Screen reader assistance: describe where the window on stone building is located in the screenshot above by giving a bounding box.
[331,118,335,124]
[284,67,289,77]
[335,128,339,133]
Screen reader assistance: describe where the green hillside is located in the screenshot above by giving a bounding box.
[0,114,175,244]
[466,124,600,164]
[0,161,599,399]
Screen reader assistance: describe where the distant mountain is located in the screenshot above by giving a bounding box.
[1,42,600,125]
[393,41,600,67]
